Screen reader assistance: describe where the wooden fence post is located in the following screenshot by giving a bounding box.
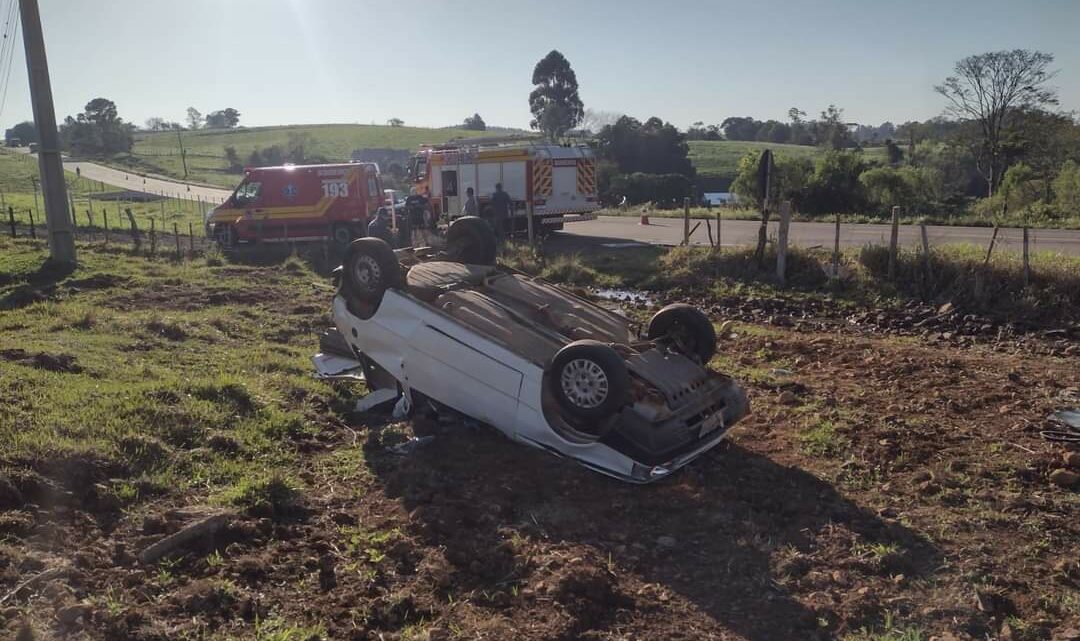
[888,205,900,279]
[776,200,792,283]
[682,197,690,245]
[715,211,722,252]
[103,209,109,245]
[150,219,157,255]
[86,210,94,242]
[7,206,14,238]
[919,223,932,281]
[174,223,181,258]
[28,209,35,239]
[526,202,535,246]
[126,208,140,251]
[831,213,840,281]
[1022,226,1030,286]
[188,222,194,255]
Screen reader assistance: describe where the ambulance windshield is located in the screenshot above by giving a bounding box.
[234,181,262,205]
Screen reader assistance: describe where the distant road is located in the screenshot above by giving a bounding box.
[11,147,233,203]
[561,216,1080,256]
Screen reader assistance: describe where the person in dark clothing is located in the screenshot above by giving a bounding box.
[489,182,512,245]
[367,207,394,246]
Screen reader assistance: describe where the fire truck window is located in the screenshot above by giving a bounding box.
[442,171,458,197]
[411,157,426,179]
[234,181,262,205]
[367,175,378,198]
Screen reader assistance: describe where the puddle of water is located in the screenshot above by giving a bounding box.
[591,288,658,308]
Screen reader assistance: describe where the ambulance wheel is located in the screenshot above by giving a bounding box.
[343,237,401,307]
[446,216,496,265]
[215,224,237,248]
[548,340,630,423]
[332,223,355,248]
[647,304,716,364]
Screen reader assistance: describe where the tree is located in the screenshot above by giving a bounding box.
[1053,160,1080,214]
[787,108,813,145]
[205,108,241,129]
[686,121,722,141]
[528,50,584,140]
[4,121,38,145]
[462,113,486,131]
[186,107,203,130]
[885,139,903,165]
[596,116,694,177]
[387,118,404,127]
[814,105,854,150]
[721,116,763,141]
[144,117,167,131]
[935,49,1058,196]
[59,98,134,155]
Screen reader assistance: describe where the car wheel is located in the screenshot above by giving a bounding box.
[445,215,496,265]
[549,340,630,422]
[343,237,401,306]
[647,303,717,363]
[332,223,354,248]
[215,224,237,248]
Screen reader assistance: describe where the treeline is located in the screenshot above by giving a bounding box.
[729,107,1080,222]
[688,106,862,149]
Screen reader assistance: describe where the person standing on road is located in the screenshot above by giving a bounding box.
[489,182,512,245]
[461,187,478,218]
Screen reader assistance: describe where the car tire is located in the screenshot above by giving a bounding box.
[549,340,630,423]
[332,223,354,248]
[343,237,401,307]
[647,303,717,363]
[445,215,496,265]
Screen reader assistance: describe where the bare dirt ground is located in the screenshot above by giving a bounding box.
[3,311,1077,641]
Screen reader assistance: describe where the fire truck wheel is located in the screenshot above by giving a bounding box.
[647,304,717,364]
[215,224,237,248]
[446,216,496,265]
[332,223,355,247]
[343,237,401,307]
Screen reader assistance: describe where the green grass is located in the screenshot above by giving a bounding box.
[0,149,212,232]
[123,123,505,189]
[0,235,349,515]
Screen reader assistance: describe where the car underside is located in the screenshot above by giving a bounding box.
[316,217,750,482]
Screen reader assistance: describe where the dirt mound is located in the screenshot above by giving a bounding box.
[65,273,129,291]
[0,349,83,373]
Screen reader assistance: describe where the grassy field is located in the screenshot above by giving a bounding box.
[122,124,503,189]
[0,150,211,233]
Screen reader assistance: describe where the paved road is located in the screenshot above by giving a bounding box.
[561,216,1080,255]
[12,149,1078,255]
[10,148,233,203]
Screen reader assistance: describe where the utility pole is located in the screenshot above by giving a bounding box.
[176,129,189,179]
[20,0,75,262]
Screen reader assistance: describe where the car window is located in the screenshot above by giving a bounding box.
[234,181,261,205]
[368,174,379,199]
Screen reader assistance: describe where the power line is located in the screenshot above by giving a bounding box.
[0,3,21,119]
[0,0,19,121]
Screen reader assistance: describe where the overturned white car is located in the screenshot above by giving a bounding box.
[316,217,749,483]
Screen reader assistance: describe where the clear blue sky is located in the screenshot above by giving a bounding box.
[1,0,1077,131]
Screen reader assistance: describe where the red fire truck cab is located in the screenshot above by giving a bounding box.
[206,163,383,247]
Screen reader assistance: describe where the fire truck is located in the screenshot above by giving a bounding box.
[206,162,383,247]
[408,140,599,234]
